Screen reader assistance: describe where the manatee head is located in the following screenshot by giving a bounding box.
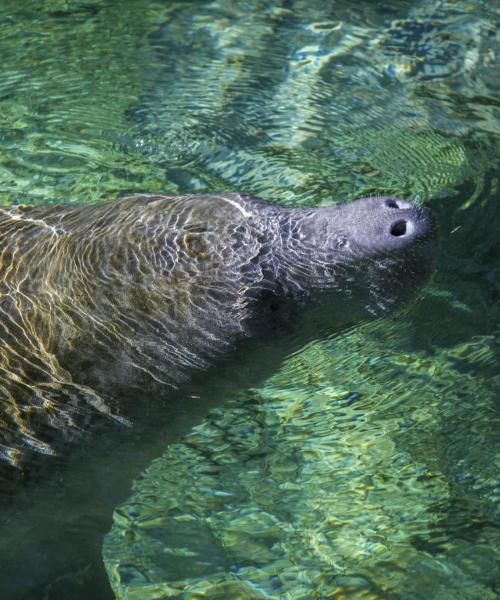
[268,195,436,331]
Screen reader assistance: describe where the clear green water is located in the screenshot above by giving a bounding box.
[0,0,498,598]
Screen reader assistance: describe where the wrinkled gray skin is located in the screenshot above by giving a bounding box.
[0,193,435,473]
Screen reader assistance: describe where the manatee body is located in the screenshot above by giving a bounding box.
[0,193,435,471]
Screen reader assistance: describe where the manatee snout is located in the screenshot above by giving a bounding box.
[338,195,436,257]
[282,195,437,325]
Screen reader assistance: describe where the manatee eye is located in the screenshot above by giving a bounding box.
[334,236,348,249]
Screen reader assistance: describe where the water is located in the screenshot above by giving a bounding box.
[0,0,498,598]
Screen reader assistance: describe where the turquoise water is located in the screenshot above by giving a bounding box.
[0,0,498,598]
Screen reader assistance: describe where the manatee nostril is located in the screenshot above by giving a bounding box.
[390,220,407,236]
[385,199,400,209]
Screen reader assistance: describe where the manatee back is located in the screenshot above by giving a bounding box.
[0,193,277,469]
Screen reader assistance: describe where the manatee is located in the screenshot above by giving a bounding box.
[0,193,435,474]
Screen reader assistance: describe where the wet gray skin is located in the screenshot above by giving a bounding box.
[0,193,436,475]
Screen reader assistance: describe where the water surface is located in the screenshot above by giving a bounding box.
[0,0,498,598]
